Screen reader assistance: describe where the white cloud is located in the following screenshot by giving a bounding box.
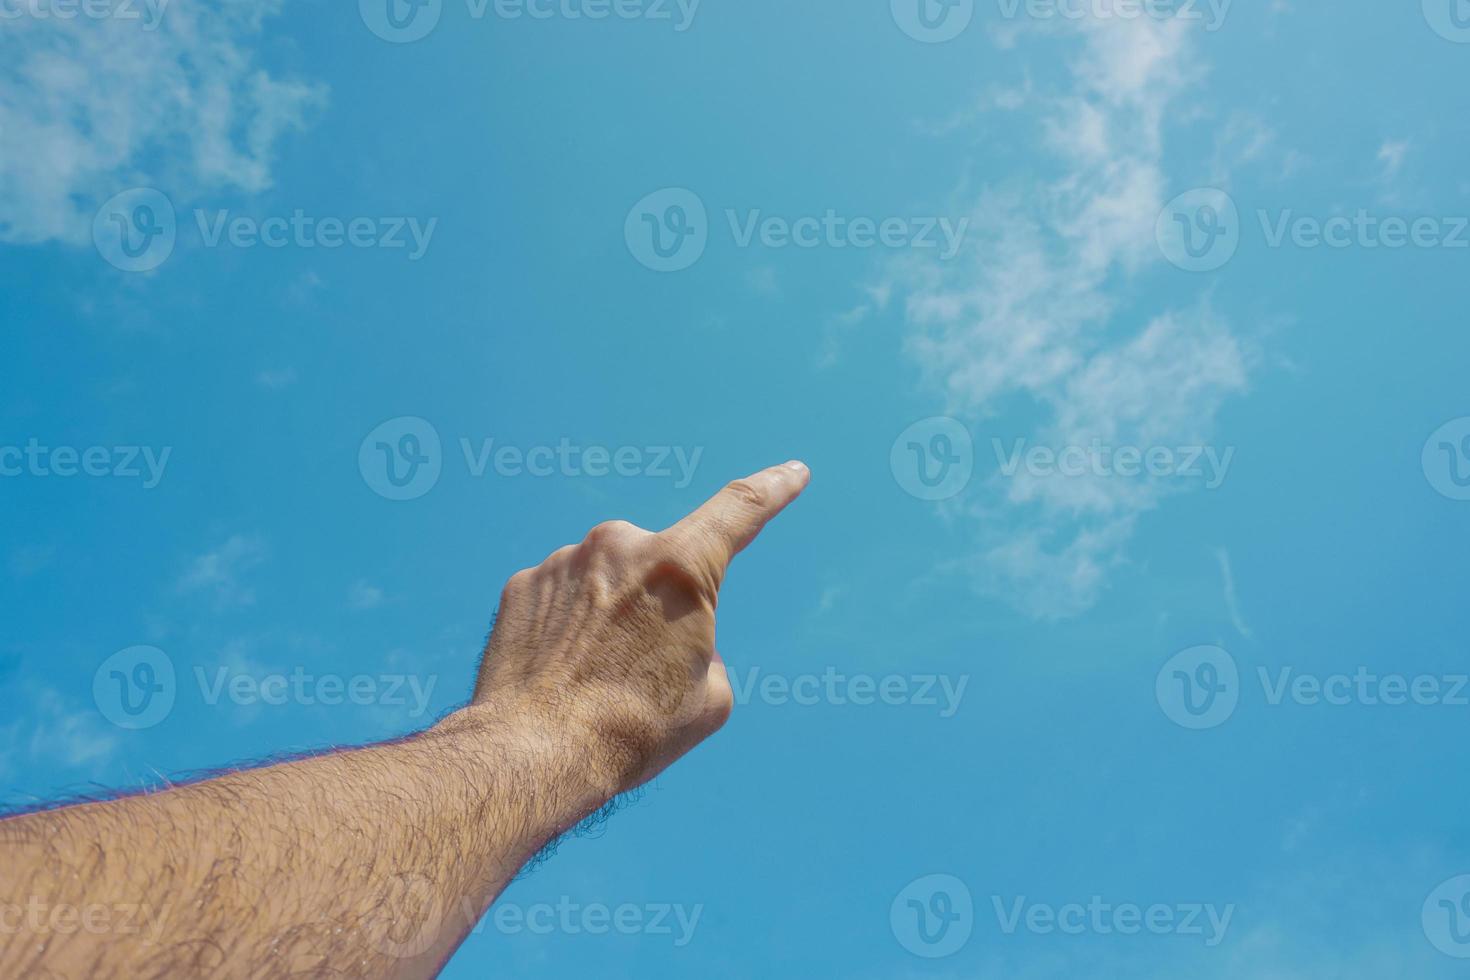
[745,265,781,297]
[176,534,267,608]
[1377,139,1410,182]
[255,366,298,389]
[1216,546,1253,639]
[0,687,118,778]
[0,0,325,246]
[873,15,1256,617]
[348,580,385,610]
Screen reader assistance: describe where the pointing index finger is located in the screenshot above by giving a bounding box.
[665,461,810,571]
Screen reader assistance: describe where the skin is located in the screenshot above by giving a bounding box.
[0,461,811,979]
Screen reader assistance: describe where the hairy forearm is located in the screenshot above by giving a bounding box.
[0,701,607,979]
[0,464,808,978]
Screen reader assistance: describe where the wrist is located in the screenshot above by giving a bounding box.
[430,697,619,832]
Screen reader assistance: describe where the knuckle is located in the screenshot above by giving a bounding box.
[500,568,536,602]
[704,681,734,728]
[584,520,641,552]
[549,544,578,562]
[647,538,714,588]
[722,478,766,511]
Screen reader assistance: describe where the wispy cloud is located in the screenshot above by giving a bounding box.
[1215,547,1253,639]
[862,15,1257,617]
[255,367,298,389]
[176,534,267,609]
[348,581,385,610]
[0,687,118,779]
[0,0,325,246]
[1376,139,1410,182]
[745,265,781,297]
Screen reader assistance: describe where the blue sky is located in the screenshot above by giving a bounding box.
[4,0,1470,975]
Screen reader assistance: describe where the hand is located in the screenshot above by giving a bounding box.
[466,461,810,798]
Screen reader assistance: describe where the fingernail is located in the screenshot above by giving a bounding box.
[784,460,809,475]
